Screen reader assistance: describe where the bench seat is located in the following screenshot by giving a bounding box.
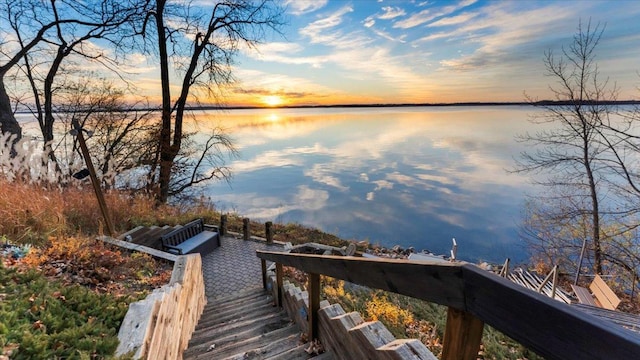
[571,275,621,310]
[163,230,219,255]
[571,284,597,307]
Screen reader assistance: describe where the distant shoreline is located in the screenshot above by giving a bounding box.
[189,99,640,111]
[14,100,640,115]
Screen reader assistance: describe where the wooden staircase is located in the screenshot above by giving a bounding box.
[183,288,333,360]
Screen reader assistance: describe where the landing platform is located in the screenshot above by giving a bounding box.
[200,235,283,299]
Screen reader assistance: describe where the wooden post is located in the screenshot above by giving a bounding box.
[265,221,273,244]
[73,120,115,237]
[538,265,559,299]
[275,263,283,308]
[499,258,510,277]
[219,214,227,236]
[261,259,267,289]
[243,218,250,240]
[442,307,484,360]
[308,273,320,341]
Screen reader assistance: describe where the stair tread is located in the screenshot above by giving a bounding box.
[196,302,279,329]
[202,295,273,316]
[184,322,300,360]
[189,311,291,346]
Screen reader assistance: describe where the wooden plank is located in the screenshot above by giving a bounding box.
[462,265,640,360]
[256,251,465,309]
[590,275,621,310]
[378,339,438,360]
[441,307,484,360]
[97,235,178,262]
[572,284,597,306]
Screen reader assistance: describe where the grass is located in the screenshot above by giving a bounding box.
[0,261,135,359]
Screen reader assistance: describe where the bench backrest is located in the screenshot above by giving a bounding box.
[589,274,621,310]
[161,219,204,246]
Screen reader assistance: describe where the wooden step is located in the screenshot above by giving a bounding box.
[184,323,299,359]
[183,288,323,360]
[201,292,273,319]
[195,301,279,329]
[190,310,290,346]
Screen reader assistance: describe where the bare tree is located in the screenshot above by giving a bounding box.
[54,78,157,186]
[139,0,284,203]
[1,0,144,149]
[515,20,616,276]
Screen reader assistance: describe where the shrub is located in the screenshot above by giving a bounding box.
[0,262,133,359]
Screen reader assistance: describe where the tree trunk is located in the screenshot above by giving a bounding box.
[0,77,22,140]
[155,0,175,204]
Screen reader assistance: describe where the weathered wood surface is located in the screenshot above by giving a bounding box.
[441,307,484,360]
[574,304,640,332]
[571,284,596,306]
[98,235,178,262]
[590,274,621,310]
[273,277,436,360]
[257,251,465,309]
[257,250,640,360]
[116,254,206,359]
[508,268,572,303]
[463,265,640,360]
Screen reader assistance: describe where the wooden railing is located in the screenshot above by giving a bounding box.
[256,250,640,360]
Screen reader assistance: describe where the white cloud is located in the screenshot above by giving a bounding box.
[433,4,573,71]
[393,9,431,29]
[364,18,375,28]
[296,185,329,210]
[284,0,328,15]
[393,0,477,29]
[304,164,349,191]
[379,6,406,20]
[299,6,361,48]
[248,42,328,68]
[427,12,478,27]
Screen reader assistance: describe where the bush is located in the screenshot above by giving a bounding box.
[0,262,133,359]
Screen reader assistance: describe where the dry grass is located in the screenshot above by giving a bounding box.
[0,179,66,245]
[0,178,223,244]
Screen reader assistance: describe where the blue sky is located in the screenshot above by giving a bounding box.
[227,0,640,106]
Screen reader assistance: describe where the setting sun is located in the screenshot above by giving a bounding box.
[262,95,283,107]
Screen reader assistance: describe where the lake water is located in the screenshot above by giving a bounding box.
[195,106,541,263]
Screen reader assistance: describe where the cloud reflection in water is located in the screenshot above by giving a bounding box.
[199,107,538,263]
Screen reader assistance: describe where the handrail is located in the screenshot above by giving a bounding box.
[257,250,640,360]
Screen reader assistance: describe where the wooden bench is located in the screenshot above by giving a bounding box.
[161,219,220,255]
[571,274,621,310]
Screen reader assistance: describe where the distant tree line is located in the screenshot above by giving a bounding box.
[0,0,283,202]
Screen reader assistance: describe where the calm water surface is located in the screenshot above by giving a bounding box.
[194,106,539,263]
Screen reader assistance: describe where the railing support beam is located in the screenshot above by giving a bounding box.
[308,273,320,341]
[261,259,267,289]
[442,307,484,360]
[275,263,283,307]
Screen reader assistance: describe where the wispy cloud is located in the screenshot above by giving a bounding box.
[393,0,477,29]
[427,12,478,27]
[248,42,328,68]
[379,6,406,20]
[284,0,328,15]
[433,3,574,71]
[299,6,368,48]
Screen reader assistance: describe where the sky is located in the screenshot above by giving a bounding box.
[219,0,640,107]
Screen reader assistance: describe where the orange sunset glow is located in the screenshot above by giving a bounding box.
[262,95,284,107]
